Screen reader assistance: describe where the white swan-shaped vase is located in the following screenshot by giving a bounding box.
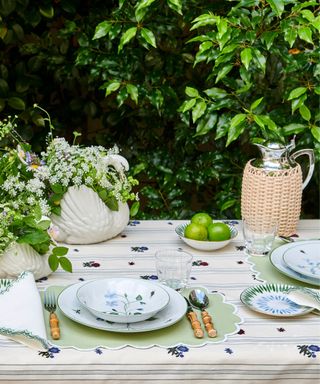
[50,185,129,244]
[0,243,52,280]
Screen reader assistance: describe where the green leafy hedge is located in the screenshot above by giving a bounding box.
[0,0,319,219]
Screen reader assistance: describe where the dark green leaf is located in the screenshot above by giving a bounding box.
[36,220,51,231]
[261,31,277,50]
[312,15,320,31]
[192,100,206,123]
[226,114,246,146]
[284,29,297,48]
[126,84,139,103]
[282,123,307,135]
[8,96,25,110]
[311,126,320,142]
[48,254,59,272]
[299,104,311,121]
[17,230,49,245]
[298,27,313,45]
[93,21,112,40]
[301,10,315,22]
[215,64,233,83]
[167,0,182,15]
[240,48,252,70]
[259,115,277,131]
[287,87,307,100]
[135,0,156,22]
[140,27,156,48]
[220,199,236,212]
[130,201,140,217]
[191,13,219,30]
[52,246,69,256]
[204,87,228,99]
[291,94,307,114]
[193,113,217,137]
[252,49,266,74]
[185,87,199,98]
[51,183,65,194]
[118,27,137,52]
[253,115,265,129]
[179,98,196,113]
[250,97,263,111]
[59,257,72,273]
[39,5,54,18]
[105,81,121,97]
[105,196,119,211]
[266,0,284,17]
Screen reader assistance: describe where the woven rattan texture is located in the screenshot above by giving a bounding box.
[241,161,303,236]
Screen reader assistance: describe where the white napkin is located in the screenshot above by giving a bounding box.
[0,271,49,350]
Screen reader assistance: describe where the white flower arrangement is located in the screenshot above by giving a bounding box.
[0,106,139,271]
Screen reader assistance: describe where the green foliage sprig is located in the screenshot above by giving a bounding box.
[0,141,71,272]
[0,0,318,219]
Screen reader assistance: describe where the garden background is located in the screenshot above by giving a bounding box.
[0,0,319,220]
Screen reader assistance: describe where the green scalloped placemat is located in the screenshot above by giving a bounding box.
[42,286,242,350]
[247,241,320,289]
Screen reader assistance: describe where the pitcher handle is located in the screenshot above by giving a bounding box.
[291,149,315,190]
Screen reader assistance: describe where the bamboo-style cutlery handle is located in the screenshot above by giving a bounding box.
[201,310,217,338]
[187,311,204,338]
[49,312,60,340]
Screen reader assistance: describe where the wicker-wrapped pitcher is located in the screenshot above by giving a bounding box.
[241,140,314,236]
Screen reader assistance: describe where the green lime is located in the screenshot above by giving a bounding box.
[207,222,231,241]
[184,222,208,241]
[191,212,213,228]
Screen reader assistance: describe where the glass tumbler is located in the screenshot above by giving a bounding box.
[155,249,193,290]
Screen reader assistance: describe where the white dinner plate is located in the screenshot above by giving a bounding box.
[282,241,320,279]
[58,281,187,333]
[270,241,320,286]
[240,284,314,317]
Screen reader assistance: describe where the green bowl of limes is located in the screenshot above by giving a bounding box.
[175,213,238,251]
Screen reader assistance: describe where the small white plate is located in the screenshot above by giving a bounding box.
[58,281,187,333]
[175,222,238,251]
[283,241,320,279]
[270,242,320,286]
[240,284,314,317]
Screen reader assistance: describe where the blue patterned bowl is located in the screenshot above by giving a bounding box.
[76,278,170,323]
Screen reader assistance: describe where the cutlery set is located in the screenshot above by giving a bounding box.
[43,281,218,340]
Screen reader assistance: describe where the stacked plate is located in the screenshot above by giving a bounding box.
[57,278,187,333]
[270,240,320,286]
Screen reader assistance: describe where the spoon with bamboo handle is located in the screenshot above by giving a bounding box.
[189,289,217,338]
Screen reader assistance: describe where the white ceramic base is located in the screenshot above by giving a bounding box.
[50,185,129,244]
[0,243,51,280]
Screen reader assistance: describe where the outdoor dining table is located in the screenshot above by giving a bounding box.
[0,219,319,384]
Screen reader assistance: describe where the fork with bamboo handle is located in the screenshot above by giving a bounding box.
[189,289,217,338]
[44,291,60,340]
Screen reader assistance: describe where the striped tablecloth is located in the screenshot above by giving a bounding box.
[0,220,319,384]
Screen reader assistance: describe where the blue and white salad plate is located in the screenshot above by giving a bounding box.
[240,284,314,317]
[270,241,320,286]
[283,241,320,279]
